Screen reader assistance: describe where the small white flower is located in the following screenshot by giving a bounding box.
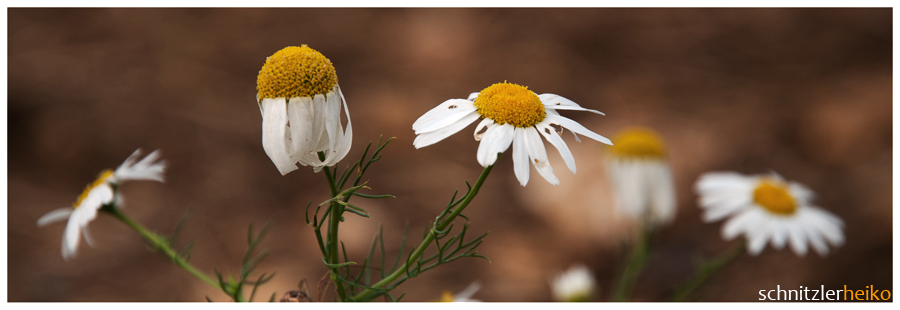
[606,127,676,228]
[413,82,612,186]
[257,45,352,175]
[439,281,481,302]
[551,264,596,302]
[695,171,845,257]
[37,149,166,260]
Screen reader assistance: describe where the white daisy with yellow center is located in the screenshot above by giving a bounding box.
[413,82,612,186]
[438,281,482,302]
[37,149,167,260]
[606,127,676,228]
[695,171,845,257]
[257,45,352,175]
[551,264,596,302]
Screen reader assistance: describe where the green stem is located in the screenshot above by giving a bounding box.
[671,239,746,301]
[613,227,651,301]
[104,206,220,290]
[351,158,497,302]
[322,164,348,301]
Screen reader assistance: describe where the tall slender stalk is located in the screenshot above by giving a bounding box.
[613,227,651,301]
[671,240,746,301]
[322,164,348,301]
[351,160,496,302]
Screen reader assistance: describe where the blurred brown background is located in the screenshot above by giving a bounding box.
[8,8,892,302]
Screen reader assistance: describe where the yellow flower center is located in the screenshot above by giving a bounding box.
[73,170,113,208]
[474,82,546,128]
[438,290,455,302]
[608,127,666,159]
[256,45,338,100]
[753,180,797,215]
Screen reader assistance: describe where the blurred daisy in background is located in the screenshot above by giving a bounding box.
[256,45,352,175]
[37,149,167,260]
[413,81,612,186]
[551,264,596,302]
[695,171,845,256]
[438,281,481,302]
[606,127,676,229]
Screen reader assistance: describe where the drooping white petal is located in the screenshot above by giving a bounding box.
[414,100,477,134]
[62,212,83,260]
[37,208,73,227]
[476,124,515,167]
[524,127,558,186]
[512,128,530,186]
[413,112,480,149]
[536,122,576,174]
[648,162,677,225]
[322,86,354,168]
[287,96,315,160]
[545,114,612,145]
[473,118,493,142]
[260,98,298,175]
[413,99,475,131]
[539,93,605,115]
[322,93,340,158]
[607,160,646,219]
[81,225,95,248]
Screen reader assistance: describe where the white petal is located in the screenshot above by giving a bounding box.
[545,114,612,145]
[287,96,315,160]
[802,220,829,256]
[512,128,530,186]
[322,93,340,158]
[746,224,770,256]
[787,221,809,257]
[524,127,558,185]
[320,86,353,168]
[454,281,481,301]
[115,149,166,182]
[260,98,298,175]
[81,225,95,248]
[607,160,645,219]
[413,112,480,149]
[414,100,477,134]
[539,93,605,115]
[467,92,479,101]
[770,220,789,249]
[721,209,755,240]
[37,208,73,227]
[476,124,515,167]
[473,118,493,141]
[63,213,83,260]
[648,162,677,225]
[412,99,474,130]
[536,122,576,174]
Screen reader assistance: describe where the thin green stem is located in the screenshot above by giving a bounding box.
[351,158,497,302]
[613,227,651,301]
[671,239,746,301]
[322,163,348,301]
[105,207,219,290]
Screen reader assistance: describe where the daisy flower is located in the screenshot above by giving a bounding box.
[257,45,352,175]
[695,171,845,257]
[413,82,612,186]
[438,281,482,302]
[606,127,676,228]
[551,264,596,302]
[37,149,167,260]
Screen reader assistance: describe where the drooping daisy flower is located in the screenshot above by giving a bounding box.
[413,82,611,186]
[606,127,676,228]
[438,281,481,302]
[551,264,596,302]
[257,45,352,175]
[695,172,845,257]
[37,149,166,260]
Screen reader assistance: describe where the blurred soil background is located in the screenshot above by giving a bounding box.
[7,8,892,301]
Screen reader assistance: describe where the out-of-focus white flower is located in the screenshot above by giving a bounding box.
[606,127,676,228]
[438,281,481,302]
[551,264,596,302]
[695,171,845,257]
[256,45,352,175]
[413,81,611,186]
[37,149,167,260]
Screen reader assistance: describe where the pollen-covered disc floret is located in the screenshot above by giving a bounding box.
[474,82,546,128]
[412,82,612,186]
[608,128,666,159]
[257,45,338,100]
[695,171,845,257]
[753,180,797,215]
